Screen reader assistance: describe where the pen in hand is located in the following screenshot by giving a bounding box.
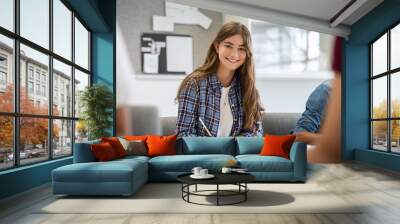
[199,117,212,137]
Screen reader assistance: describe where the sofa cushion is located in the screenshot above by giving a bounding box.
[91,142,118,161]
[236,155,293,172]
[148,154,235,172]
[52,158,148,183]
[259,134,296,159]
[74,139,101,163]
[147,134,177,157]
[236,137,263,155]
[101,137,127,158]
[180,137,235,155]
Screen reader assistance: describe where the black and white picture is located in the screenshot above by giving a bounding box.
[141,33,193,74]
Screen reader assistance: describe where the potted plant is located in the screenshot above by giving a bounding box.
[79,84,113,140]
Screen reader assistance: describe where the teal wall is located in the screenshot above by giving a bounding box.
[344,0,400,171]
[0,0,116,200]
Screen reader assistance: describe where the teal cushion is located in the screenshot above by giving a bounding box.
[180,137,235,155]
[236,137,263,155]
[236,155,293,172]
[149,154,235,172]
[52,159,147,183]
[73,139,101,163]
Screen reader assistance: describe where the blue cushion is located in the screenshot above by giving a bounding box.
[53,159,147,183]
[180,137,235,155]
[149,154,235,172]
[235,137,263,155]
[236,155,293,172]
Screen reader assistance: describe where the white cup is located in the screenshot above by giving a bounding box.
[221,167,232,174]
[191,167,202,176]
[200,169,208,176]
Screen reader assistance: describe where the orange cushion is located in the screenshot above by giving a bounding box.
[124,135,148,141]
[259,134,296,159]
[101,137,127,158]
[146,134,177,157]
[91,142,118,161]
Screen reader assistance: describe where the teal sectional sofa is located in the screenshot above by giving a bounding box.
[52,113,307,196]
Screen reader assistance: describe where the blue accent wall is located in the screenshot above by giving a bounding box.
[0,0,116,200]
[0,158,72,199]
[344,0,400,171]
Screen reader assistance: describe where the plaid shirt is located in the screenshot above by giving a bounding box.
[176,73,263,138]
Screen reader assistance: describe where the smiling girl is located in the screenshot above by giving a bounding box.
[176,22,264,138]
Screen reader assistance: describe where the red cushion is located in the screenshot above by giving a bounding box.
[259,134,296,159]
[124,135,148,141]
[91,142,118,161]
[146,134,177,157]
[101,137,127,158]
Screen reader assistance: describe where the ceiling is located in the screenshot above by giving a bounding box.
[169,0,384,37]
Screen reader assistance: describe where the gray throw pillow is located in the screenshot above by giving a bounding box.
[118,137,147,156]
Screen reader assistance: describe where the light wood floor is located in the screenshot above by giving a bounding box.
[1,162,400,224]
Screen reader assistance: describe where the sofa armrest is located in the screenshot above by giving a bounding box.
[289,141,307,181]
[73,140,100,163]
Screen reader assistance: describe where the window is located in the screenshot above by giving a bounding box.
[0,0,14,32]
[28,67,34,80]
[371,23,400,154]
[250,20,331,76]
[0,0,91,170]
[75,18,89,70]
[28,81,34,94]
[20,0,49,49]
[41,85,46,97]
[35,83,40,95]
[0,34,13,113]
[0,54,8,87]
[0,55,7,67]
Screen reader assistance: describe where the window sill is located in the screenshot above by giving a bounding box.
[0,156,72,175]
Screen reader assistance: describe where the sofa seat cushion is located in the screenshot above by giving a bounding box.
[149,154,235,172]
[236,155,293,172]
[53,159,147,183]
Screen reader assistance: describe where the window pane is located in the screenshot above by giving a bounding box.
[53,119,72,158]
[20,44,49,115]
[391,24,400,70]
[391,72,400,118]
[0,34,14,112]
[20,117,49,165]
[53,0,72,60]
[0,0,14,31]
[372,77,387,119]
[372,33,387,76]
[74,69,89,118]
[391,120,400,153]
[75,18,89,70]
[20,0,49,49]
[372,121,387,151]
[251,20,327,75]
[0,116,13,170]
[75,120,88,143]
[53,59,72,117]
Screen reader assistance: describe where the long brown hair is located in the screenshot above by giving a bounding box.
[176,21,263,129]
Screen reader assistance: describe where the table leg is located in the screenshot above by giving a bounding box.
[195,184,197,192]
[245,183,247,201]
[217,184,219,206]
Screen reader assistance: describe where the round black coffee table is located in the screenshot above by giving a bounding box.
[177,173,255,206]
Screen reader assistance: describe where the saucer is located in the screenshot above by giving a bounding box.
[190,174,215,179]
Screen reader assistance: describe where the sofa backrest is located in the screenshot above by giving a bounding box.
[161,112,301,136]
[178,137,236,155]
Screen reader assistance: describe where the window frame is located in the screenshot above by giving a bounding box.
[0,0,92,171]
[370,20,400,154]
